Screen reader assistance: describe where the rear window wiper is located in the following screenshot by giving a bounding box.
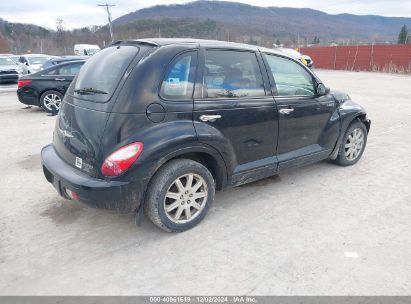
[74,87,108,95]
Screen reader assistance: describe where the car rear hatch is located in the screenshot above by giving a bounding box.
[53,43,155,178]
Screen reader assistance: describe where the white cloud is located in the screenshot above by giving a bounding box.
[0,0,410,29]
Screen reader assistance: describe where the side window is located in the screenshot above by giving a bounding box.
[160,51,197,100]
[45,68,58,75]
[204,50,265,99]
[58,62,84,76]
[265,55,315,97]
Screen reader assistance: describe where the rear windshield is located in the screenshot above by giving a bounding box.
[73,45,139,103]
[28,57,50,64]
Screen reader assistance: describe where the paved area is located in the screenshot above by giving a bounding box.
[0,84,17,92]
[0,70,411,295]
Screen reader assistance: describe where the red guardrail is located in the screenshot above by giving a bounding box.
[300,44,411,73]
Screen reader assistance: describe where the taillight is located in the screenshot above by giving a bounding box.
[18,79,32,88]
[101,142,144,177]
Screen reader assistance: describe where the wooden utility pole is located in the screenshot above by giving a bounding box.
[98,3,115,42]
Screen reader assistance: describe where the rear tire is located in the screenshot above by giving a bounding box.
[40,90,63,113]
[144,159,215,232]
[333,120,368,166]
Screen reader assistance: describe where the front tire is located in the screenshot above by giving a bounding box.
[333,120,368,166]
[144,159,215,232]
[40,90,63,113]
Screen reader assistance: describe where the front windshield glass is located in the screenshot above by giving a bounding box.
[27,57,50,65]
[9,56,19,63]
[0,57,15,65]
[86,49,100,56]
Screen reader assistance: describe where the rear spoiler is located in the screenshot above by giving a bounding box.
[110,40,159,47]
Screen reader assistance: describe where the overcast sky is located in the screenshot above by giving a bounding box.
[1,0,410,29]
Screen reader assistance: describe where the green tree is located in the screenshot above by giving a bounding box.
[312,36,320,44]
[398,25,409,44]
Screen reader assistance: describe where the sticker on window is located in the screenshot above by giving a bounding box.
[160,53,194,99]
[167,78,181,88]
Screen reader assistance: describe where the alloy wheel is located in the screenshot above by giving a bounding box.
[43,94,61,111]
[344,127,365,161]
[164,173,208,224]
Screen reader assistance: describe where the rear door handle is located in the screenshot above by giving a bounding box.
[279,108,294,115]
[199,114,222,122]
[54,78,66,81]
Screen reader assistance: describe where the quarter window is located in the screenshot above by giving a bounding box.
[265,55,315,97]
[160,51,197,100]
[204,50,265,99]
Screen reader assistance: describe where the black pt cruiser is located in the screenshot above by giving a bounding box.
[41,38,371,232]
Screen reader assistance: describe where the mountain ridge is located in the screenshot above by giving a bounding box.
[113,1,411,43]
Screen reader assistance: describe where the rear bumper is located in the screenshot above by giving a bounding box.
[17,88,39,106]
[41,144,146,212]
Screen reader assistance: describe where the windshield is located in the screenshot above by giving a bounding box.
[9,56,19,63]
[0,57,16,66]
[27,56,50,65]
[86,49,100,56]
[74,45,139,103]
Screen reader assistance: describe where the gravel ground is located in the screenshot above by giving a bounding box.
[0,70,410,295]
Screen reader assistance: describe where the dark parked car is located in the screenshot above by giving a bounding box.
[0,56,22,83]
[41,56,88,70]
[41,39,370,232]
[17,60,85,113]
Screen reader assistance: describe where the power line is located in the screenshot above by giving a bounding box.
[98,3,115,42]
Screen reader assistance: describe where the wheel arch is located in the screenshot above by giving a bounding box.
[151,145,228,191]
[330,112,370,160]
[39,88,64,102]
[355,113,371,133]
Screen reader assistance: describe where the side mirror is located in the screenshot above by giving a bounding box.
[317,83,330,96]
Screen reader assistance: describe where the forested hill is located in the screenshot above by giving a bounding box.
[114,1,411,43]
